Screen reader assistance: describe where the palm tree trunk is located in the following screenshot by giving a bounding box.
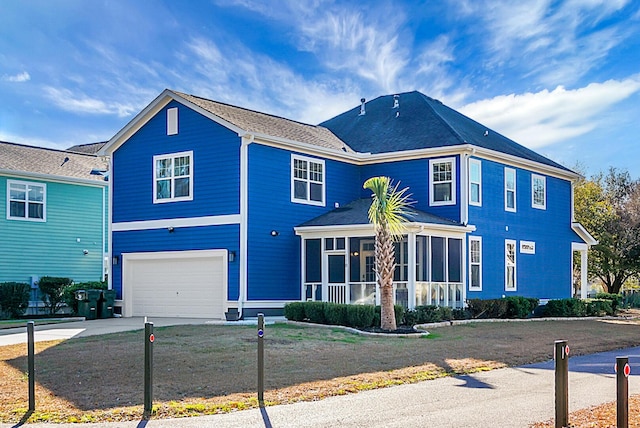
[376,223,397,331]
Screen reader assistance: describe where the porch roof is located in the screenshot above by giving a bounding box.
[297,198,463,228]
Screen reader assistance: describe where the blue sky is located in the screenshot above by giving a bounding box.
[1,0,639,178]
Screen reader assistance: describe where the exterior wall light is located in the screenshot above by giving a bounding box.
[270,230,279,237]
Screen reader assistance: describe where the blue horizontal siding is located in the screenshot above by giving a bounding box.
[112,100,240,223]
[467,158,576,300]
[246,144,361,300]
[111,224,240,301]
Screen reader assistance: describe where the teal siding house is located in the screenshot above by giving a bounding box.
[0,142,109,304]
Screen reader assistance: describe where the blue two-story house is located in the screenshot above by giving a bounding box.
[99,90,595,319]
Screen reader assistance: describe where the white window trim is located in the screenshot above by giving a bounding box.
[532,174,546,210]
[167,107,178,136]
[429,157,456,206]
[504,167,516,212]
[291,154,325,207]
[505,239,517,291]
[153,151,194,204]
[468,158,482,207]
[469,236,482,291]
[7,179,47,222]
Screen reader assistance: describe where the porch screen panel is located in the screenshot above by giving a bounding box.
[305,239,321,282]
[448,238,462,282]
[416,236,429,281]
[328,254,345,283]
[431,237,445,282]
[349,238,361,282]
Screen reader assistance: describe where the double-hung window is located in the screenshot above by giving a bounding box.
[153,151,193,203]
[7,180,46,221]
[469,236,482,290]
[505,167,516,212]
[532,174,546,209]
[291,154,325,206]
[469,159,481,206]
[505,239,516,291]
[430,157,456,206]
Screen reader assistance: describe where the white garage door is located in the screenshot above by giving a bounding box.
[122,250,227,318]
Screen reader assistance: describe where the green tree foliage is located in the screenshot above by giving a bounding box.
[574,168,640,294]
[0,282,30,319]
[38,276,73,315]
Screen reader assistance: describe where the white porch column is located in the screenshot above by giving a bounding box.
[580,249,588,299]
[408,232,416,309]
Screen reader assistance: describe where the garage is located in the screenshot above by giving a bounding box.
[122,249,227,318]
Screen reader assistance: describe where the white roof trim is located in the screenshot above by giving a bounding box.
[572,222,598,246]
[294,222,474,236]
[0,169,108,187]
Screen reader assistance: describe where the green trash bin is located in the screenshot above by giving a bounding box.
[98,290,116,319]
[75,289,100,320]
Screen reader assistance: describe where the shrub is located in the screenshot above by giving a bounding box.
[623,292,640,309]
[544,298,588,317]
[505,296,539,319]
[374,305,404,328]
[283,302,306,321]
[438,306,453,321]
[586,299,614,316]
[346,305,375,328]
[452,308,471,320]
[595,293,622,312]
[0,282,30,319]
[467,299,508,319]
[324,303,348,325]
[63,281,107,315]
[38,276,73,315]
[304,301,327,324]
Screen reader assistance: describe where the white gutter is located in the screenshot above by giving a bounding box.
[0,169,108,187]
[238,134,253,318]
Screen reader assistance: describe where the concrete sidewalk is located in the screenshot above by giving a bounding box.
[2,342,639,427]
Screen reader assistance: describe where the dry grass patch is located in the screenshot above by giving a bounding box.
[2,318,640,423]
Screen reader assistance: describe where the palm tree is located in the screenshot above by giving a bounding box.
[363,176,414,331]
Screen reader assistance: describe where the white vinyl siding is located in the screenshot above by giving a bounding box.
[7,180,46,222]
[430,157,456,206]
[167,107,178,135]
[505,167,516,212]
[153,151,193,203]
[469,158,481,206]
[291,154,325,206]
[505,239,516,291]
[469,236,482,291]
[532,174,546,209]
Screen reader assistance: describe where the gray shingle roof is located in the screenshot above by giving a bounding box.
[0,141,108,182]
[174,91,353,153]
[298,198,463,228]
[67,142,107,154]
[320,91,571,171]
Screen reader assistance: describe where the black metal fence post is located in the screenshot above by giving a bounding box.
[616,356,629,428]
[144,321,154,417]
[554,340,569,428]
[257,313,265,407]
[27,321,35,412]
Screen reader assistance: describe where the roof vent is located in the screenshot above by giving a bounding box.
[393,94,399,109]
[60,156,70,166]
[359,98,366,116]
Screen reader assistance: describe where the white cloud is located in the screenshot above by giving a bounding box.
[459,76,640,148]
[0,131,68,150]
[2,71,30,82]
[43,87,138,117]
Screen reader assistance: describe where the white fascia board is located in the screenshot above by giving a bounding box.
[571,222,598,246]
[0,170,108,187]
[294,222,474,237]
[112,214,241,232]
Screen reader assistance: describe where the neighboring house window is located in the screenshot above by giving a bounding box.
[469,236,482,290]
[430,157,456,206]
[505,239,516,291]
[532,174,546,209]
[7,180,46,221]
[153,151,193,203]
[469,158,482,206]
[291,154,325,206]
[505,167,516,212]
[167,107,178,135]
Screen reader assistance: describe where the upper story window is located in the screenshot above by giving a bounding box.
[7,180,46,221]
[291,154,325,206]
[532,174,546,209]
[430,157,456,206]
[153,151,193,203]
[469,158,482,206]
[504,167,516,212]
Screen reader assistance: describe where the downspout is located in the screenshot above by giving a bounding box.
[238,134,253,318]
